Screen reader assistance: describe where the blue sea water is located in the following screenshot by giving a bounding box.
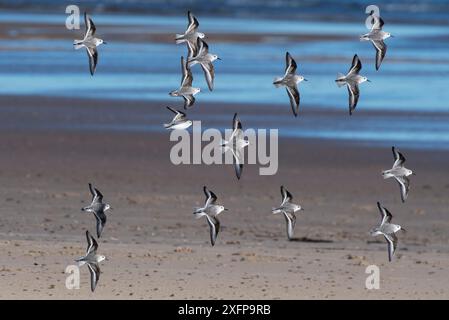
[0,1,448,149]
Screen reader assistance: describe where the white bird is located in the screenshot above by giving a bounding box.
[164,106,193,130]
[73,12,106,76]
[193,186,228,246]
[360,11,393,70]
[169,56,200,109]
[221,113,250,180]
[382,147,415,203]
[188,38,220,91]
[272,186,304,240]
[81,183,112,238]
[370,202,405,262]
[175,11,205,52]
[75,230,105,292]
[273,52,307,117]
[335,54,370,115]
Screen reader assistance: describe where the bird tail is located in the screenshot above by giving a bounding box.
[273,77,283,87]
[272,207,282,214]
[382,171,392,179]
[73,40,84,50]
[175,34,185,43]
[335,73,346,87]
[193,209,206,219]
[163,123,171,129]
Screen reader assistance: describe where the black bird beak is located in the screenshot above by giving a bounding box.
[223,208,229,211]
[103,41,107,44]
[217,57,222,60]
[303,78,308,81]
[367,79,371,82]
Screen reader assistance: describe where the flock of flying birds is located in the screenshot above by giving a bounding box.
[72,10,412,292]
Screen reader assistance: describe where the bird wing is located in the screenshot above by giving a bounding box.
[282,211,296,240]
[86,46,98,76]
[348,54,362,75]
[186,41,198,59]
[87,263,100,292]
[347,82,360,115]
[280,185,293,205]
[370,14,385,31]
[230,145,243,180]
[93,211,107,238]
[183,95,195,109]
[395,176,410,203]
[203,186,218,206]
[84,12,96,38]
[372,40,387,71]
[205,214,220,246]
[166,106,186,123]
[384,233,397,262]
[85,230,98,255]
[284,51,297,75]
[185,11,199,35]
[181,56,194,87]
[200,61,215,91]
[286,85,300,117]
[392,146,406,168]
[377,202,392,225]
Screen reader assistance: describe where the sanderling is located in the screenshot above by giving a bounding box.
[273,52,307,117]
[370,202,405,262]
[176,11,205,52]
[272,186,304,240]
[382,147,414,203]
[360,11,393,70]
[188,38,220,91]
[335,54,370,115]
[81,183,112,238]
[73,12,106,76]
[221,113,250,180]
[75,230,106,292]
[169,56,200,109]
[193,186,228,246]
[164,106,193,130]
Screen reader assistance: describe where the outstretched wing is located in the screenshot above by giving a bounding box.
[348,54,362,75]
[347,82,359,115]
[203,186,218,206]
[280,185,293,205]
[166,106,186,122]
[185,11,199,35]
[200,61,214,91]
[86,46,98,76]
[284,51,297,75]
[87,263,100,292]
[384,233,397,262]
[286,85,300,117]
[181,56,193,87]
[370,13,385,31]
[392,146,406,168]
[282,211,296,240]
[372,40,387,71]
[205,215,220,246]
[84,12,96,38]
[377,202,392,225]
[85,230,98,255]
[395,176,410,203]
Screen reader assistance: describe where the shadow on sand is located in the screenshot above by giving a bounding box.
[289,237,333,243]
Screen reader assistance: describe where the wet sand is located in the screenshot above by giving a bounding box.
[0,96,448,299]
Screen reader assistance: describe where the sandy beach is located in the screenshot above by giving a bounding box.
[0,95,448,299]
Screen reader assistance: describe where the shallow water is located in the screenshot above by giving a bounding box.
[0,5,448,149]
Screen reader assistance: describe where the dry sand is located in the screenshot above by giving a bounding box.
[0,96,448,299]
